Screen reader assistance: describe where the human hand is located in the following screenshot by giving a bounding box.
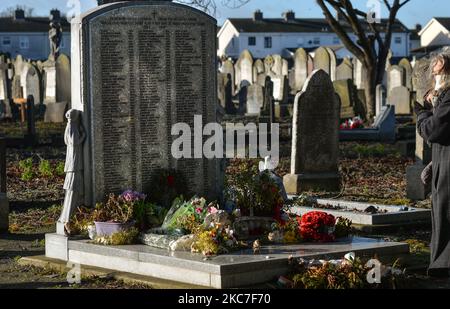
[414,101,431,116]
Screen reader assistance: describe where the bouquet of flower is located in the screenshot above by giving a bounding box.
[299,211,336,242]
[191,224,239,256]
[340,116,364,130]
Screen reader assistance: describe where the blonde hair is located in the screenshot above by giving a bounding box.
[429,53,450,91]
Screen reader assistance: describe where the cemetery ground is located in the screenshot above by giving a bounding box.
[0,127,449,289]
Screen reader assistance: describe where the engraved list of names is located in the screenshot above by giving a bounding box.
[88,6,217,202]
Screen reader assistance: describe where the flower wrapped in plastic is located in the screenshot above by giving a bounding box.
[161,196,208,232]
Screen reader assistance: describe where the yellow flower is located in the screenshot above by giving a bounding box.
[284,231,298,243]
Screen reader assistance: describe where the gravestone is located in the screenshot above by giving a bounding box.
[70,1,221,205]
[217,73,226,107]
[11,76,22,99]
[387,65,406,94]
[56,54,71,105]
[333,79,355,119]
[265,54,283,78]
[224,74,235,114]
[246,84,263,115]
[20,63,32,98]
[282,59,289,77]
[399,58,413,90]
[376,84,387,116]
[388,86,411,115]
[253,59,266,86]
[0,137,7,232]
[336,58,353,81]
[0,58,9,104]
[412,58,431,102]
[26,65,41,105]
[293,48,308,92]
[325,47,337,81]
[283,70,341,194]
[25,95,37,145]
[44,102,68,123]
[353,58,365,89]
[261,76,274,117]
[220,59,235,94]
[43,60,57,103]
[313,47,331,76]
[235,49,253,89]
[307,54,314,75]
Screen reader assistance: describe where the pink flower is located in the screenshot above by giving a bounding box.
[195,207,203,214]
[208,207,219,214]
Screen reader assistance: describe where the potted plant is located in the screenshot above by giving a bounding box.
[93,190,144,236]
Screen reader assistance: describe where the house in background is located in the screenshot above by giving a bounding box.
[419,18,450,48]
[0,9,70,60]
[218,10,411,60]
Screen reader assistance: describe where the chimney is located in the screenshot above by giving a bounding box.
[14,9,25,21]
[253,10,263,21]
[415,24,422,32]
[283,10,295,22]
[50,9,61,22]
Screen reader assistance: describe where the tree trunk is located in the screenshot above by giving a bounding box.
[364,64,377,122]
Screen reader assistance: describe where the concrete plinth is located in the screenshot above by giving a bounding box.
[283,173,340,194]
[45,233,409,288]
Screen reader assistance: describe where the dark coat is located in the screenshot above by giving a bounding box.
[417,89,450,272]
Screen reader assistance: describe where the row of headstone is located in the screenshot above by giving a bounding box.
[0,53,71,123]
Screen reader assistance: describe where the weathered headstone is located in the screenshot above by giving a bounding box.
[44,102,68,123]
[235,49,253,89]
[217,72,226,108]
[353,58,365,90]
[293,48,308,92]
[399,58,413,90]
[253,59,266,86]
[388,86,411,115]
[0,137,8,233]
[43,61,57,103]
[25,95,37,145]
[26,65,41,105]
[412,58,431,102]
[70,1,221,205]
[246,84,263,115]
[220,59,235,93]
[334,79,355,119]
[283,70,341,193]
[56,53,71,105]
[224,74,235,114]
[325,47,337,81]
[313,47,331,76]
[387,65,406,94]
[0,58,8,103]
[376,84,387,116]
[281,59,289,77]
[336,58,353,81]
[20,62,32,98]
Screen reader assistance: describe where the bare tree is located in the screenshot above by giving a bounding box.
[315,0,411,121]
[0,5,34,17]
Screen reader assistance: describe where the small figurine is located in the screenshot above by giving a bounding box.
[253,239,261,255]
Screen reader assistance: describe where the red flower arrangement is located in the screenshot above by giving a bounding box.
[340,116,364,130]
[298,211,336,242]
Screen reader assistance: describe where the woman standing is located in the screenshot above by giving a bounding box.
[415,53,450,277]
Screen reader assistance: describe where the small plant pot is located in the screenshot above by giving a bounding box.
[94,221,134,237]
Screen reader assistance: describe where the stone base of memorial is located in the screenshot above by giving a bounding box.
[0,193,8,232]
[45,233,409,288]
[283,172,341,194]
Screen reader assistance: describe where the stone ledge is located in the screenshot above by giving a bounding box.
[45,233,409,288]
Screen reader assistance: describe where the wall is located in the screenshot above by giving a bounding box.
[0,32,70,60]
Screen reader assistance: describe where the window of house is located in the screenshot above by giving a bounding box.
[19,37,29,49]
[333,37,340,44]
[395,37,402,44]
[264,37,272,48]
[2,37,11,47]
[248,36,256,46]
[313,37,321,45]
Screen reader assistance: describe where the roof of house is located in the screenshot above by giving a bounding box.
[0,17,70,33]
[433,18,450,32]
[227,18,409,34]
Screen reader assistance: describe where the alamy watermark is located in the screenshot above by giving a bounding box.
[366,0,382,24]
[171,115,280,168]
